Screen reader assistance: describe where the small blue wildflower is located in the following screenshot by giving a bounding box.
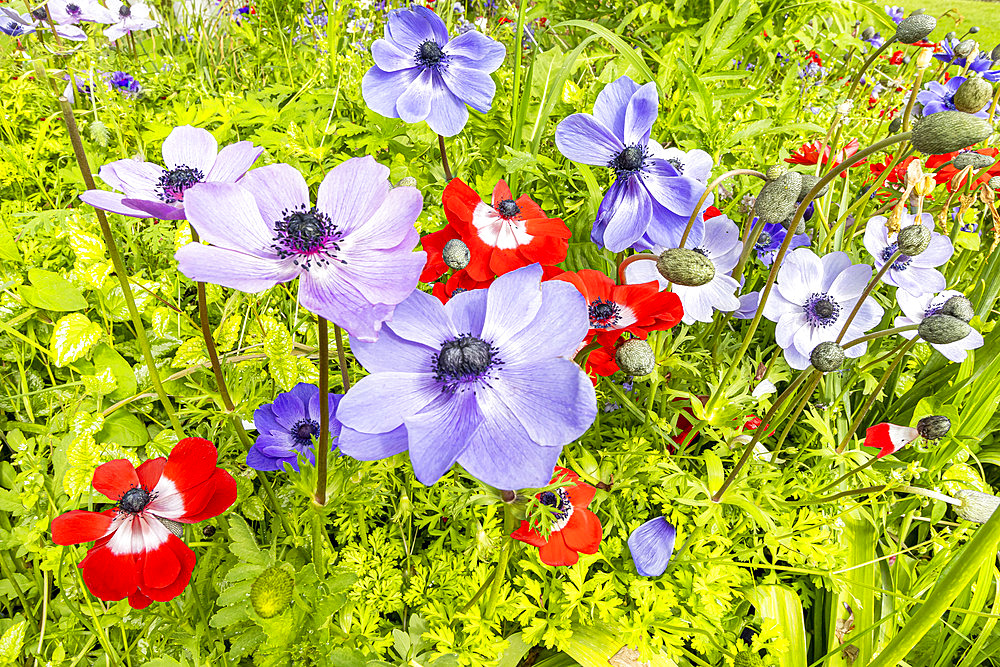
[107,71,142,97]
[885,5,904,23]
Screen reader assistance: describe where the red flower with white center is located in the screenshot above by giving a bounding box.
[864,422,920,458]
[553,270,682,348]
[50,438,236,609]
[511,467,602,566]
[927,148,1000,191]
[419,223,462,283]
[786,138,864,173]
[442,178,571,282]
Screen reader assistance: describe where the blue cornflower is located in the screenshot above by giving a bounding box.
[362,5,506,137]
[336,264,598,490]
[748,218,810,265]
[247,383,344,472]
[934,38,1000,82]
[108,71,142,97]
[555,76,711,252]
[917,76,992,119]
[628,517,676,577]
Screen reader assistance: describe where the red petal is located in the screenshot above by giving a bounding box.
[92,459,140,502]
[178,468,237,523]
[163,438,219,493]
[537,534,579,566]
[80,545,138,601]
[128,589,154,610]
[136,457,166,491]
[419,224,461,283]
[51,510,113,545]
[491,179,513,206]
[511,520,548,547]
[561,509,602,555]
[567,481,596,509]
[442,178,483,224]
[142,535,182,589]
[138,535,195,602]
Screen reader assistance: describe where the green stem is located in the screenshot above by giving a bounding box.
[334,324,351,392]
[842,324,919,350]
[770,371,822,454]
[57,96,184,436]
[256,470,295,539]
[816,456,879,495]
[0,553,37,632]
[315,318,330,506]
[679,169,766,248]
[484,505,516,619]
[312,511,325,577]
[190,227,239,415]
[845,39,894,101]
[509,0,529,146]
[437,134,453,181]
[835,249,901,344]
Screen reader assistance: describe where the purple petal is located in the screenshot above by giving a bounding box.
[350,328,438,375]
[592,75,640,141]
[396,68,434,124]
[174,244,298,292]
[555,113,623,166]
[97,159,164,199]
[184,182,279,254]
[317,156,393,238]
[819,251,853,292]
[643,162,703,213]
[863,215,890,259]
[934,328,983,362]
[371,39,417,72]
[334,236,425,306]
[480,264,544,348]
[298,266,394,342]
[269,391,306,429]
[385,7,434,51]
[628,517,676,577]
[441,60,496,113]
[406,391,481,485]
[892,266,946,295]
[423,76,470,136]
[444,287,489,337]
[914,234,953,266]
[247,445,298,472]
[501,280,589,362]
[338,424,409,460]
[206,141,263,183]
[828,263,872,301]
[775,248,822,305]
[253,404,284,436]
[443,31,505,70]
[362,66,420,119]
[121,197,187,220]
[623,82,658,145]
[161,125,218,173]
[78,190,157,219]
[644,199,702,249]
[335,371,439,434]
[386,288,457,348]
[238,164,310,230]
[597,176,653,252]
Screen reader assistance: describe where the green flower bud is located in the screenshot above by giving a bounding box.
[395,176,418,188]
[765,164,788,181]
[953,77,993,114]
[615,338,656,376]
[861,27,875,41]
[990,175,1000,190]
[944,31,956,40]
[918,314,972,344]
[734,650,765,667]
[911,111,994,155]
[895,14,936,44]
[970,26,980,34]
[657,248,715,286]
[810,341,845,372]
[442,238,470,270]
[917,415,951,439]
[889,117,903,133]
[897,223,931,255]
[797,174,829,200]
[953,151,995,170]
[954,489,1000,523]
[954,39,977,58]
[754,171,803,225]
[941,295,974,322]
[250,567,294,619]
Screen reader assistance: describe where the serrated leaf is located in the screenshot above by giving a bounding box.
[209,604,248,629]
[229,515,269,565]
[269,354,299,391]
[69,229,106,265]
[173,338,208,368]
[19,269,88,311]
[214,315,242,352]
[71,412,105,437]
[51,314,103,367]
[81,367,117,396]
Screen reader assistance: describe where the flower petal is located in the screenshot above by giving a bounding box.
[79,190,157,219]
[623,82,658,145]
[480,264,544,348]
[317,156,393,237]
[184,182,279,255]
[592,75,640,141]
[174,243,298,293]
[628,517,675,577]
[338,424,410,460]
[555,113,623,166]
[97,159,164,198]
[441,59,496,113]
[362,66,421,119]
[336,371,440,434]
[561,508,602,554]
[443,30,505,70]
[160,125,218,173]
[80,545,137,601]
[396,68,434,124]
[597,176,653,252]
[236,164,310,232]
[405,391,481,486]
[51,510,113,545]
[93,459,140,501]
[206,141,263,183]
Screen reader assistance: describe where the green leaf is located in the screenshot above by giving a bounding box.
[553,20,657,83]
[97,410,150,448]
[19,269,88,311]
[93,343,137,401]
[229,515,270,566]
[560,623,678,666]
[0,223,20,263]
[746,585,806,667]
[50,313,103,367]
[0,620,26,664]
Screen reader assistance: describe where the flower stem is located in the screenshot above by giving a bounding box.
[257,470,295,539]
[842,324,919,350]
[845,39,893,101]
[334,324,351,392]
[312,510,325,577]
[835,249,900,344]
[190,227,239,414]
[901,67,926,133]
[617,253,658,285]
[56,95,184,436]
[816,454,879,496]
[437,134,453,181]
[484,504,515,619]
[678,169,766,248]
[314,317,330,506]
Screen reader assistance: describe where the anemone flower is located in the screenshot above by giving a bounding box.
[103,0,159,41]
[884,5,905,23]
[336,264,597,490]
[0,6,87,39]
[49,0,115,24]
[894,289,984,362]
[628,516,676,577]
[916,76,992,120]
[762,248,884,369]
[748,218,810,265]
[79,125,263,220]
[362,5,505,136]
[933,38,1000,82]
[511,467,602,566]
[555,75,710,252]
[176,157,425,342]
[786,138,864,170]
[50,438,236,609]
[864,212,953,294]
[864,422,921,458]
[247,383,344,472]
[623,211,742,324]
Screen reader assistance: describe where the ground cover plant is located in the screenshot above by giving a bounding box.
[2,0,1000,664]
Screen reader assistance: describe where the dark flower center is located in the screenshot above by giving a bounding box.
[290,418,320,450]
[804,292,841,327]
[416,40,445,68]
[666,157,684,174]
[272,205,343,268]
[880,242,912,270]
[588,298,621,329]
[156,165,204,203]
[539,487,573,525]
[118,487,151,514]
[119,4,131,17]
[434,334,500,392]
[66,3,81,16]
[497,199,520,219]
[610,144,646,175]
[754,231,774,250]
[31,7,48,20]
[692,246,709,257]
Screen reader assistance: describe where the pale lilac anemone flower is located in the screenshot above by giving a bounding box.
[80,126,263,220]
[864,212,953,295]
[762,248,884,370]
[49,0,115,25]
[175,157,426,342]
[103,0,158,41]
[895,290,984,362]
[0,7,87,39]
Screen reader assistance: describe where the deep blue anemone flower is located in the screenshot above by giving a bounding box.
[916,76,992,119]
[362,5,505,137]
[555,76,710,252]
[933,38,1000,82]
[108,71,142,97]
[748,218,810,266]
[248,383,343,472]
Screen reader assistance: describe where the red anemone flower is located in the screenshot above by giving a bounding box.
[927,148,1000,190]
[889,50,905,65]
[511,467,602,566]
[864,422,919,458]
[419,222,462,283]
[442,179,571,282]
[51,438,236,609]
[786,138,864,172]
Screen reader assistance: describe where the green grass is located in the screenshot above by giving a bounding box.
[895,0,1000,54]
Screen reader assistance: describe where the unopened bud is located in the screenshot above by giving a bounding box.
[754,171,802,225]
[202,525,217,538]
[954,152,994,171]
[861,27,875,41]
[992,44,1000,61]
[810,342,845,372]
[970,26,980,34]
[615,338,656,376]
[765,164,788,181]
[442,239,470,270]
[954,39,977,58]
[916,46,934,69]
[895,14,936,44]
[798,174,828,200]
[954,489,1000,523]
[945,31,957,40]
[917,415,951,439]
[990,175,1000,190]
[919,314,972,344]
[914,175,936,196]
[395,176,418,188]
[941,295,974,322]
[897,223,931,255]
[250,567,294,618]
[911,111,994,155]
[953,77,993,114]
[889,117,903,133]
[656,248,715,286]
[500,489,517,503]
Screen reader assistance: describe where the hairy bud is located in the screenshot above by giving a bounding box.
[918,314,972,344]
[911,111,994,155]
[158,518,184,538]
[89,120,111,147]
[395,176,418,188]
[797,173,829,200]
[897,223,931,255]
[810,342,845,372]
[615,338,656,376]
[993,43,1000,62]
[941,295,974,322]
[990,175,1000,190]
[765,164,788,181]
[953,151,995,170]
[954,489,1000,523]
[917,415,951,439]
[755,171,803,225]
[888,117,903,133]
[861,27,875,41]
[953,77,993,114]
[895,14,936,44]
[657,248,715,286]
[954,39,977,58]
[250,567,294,618]
[442,239,470,270]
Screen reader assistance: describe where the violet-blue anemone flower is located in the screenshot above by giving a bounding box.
[336,264,598,490]
[762,248,884,370]
[248,383,343,472]
[628,517,676,577]
[108,71,142,97]
[884,5,904,23]
[49,0,115,24]
[934,39,1000,82]
[555,76,710,252]
[749,218,810,265]
[623,212,741,324]
[864,212,953,295]
[916,76,992,119]
[103,0,158,41]
[895,290,984,361]
[0,6,86,39]
[862,31,884,49]
[362,5,505,137]
[176,157,425,342]
[660,146,714,184]
[734,290,760,320]
[80,125,262,220]
[62,73,92,105]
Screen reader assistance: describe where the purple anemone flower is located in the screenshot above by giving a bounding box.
[103,0,159,41]
[885,5,904,23]
[336,264,598,490]
[108,71,142,97]
[362,6,505,137]
[628,517,676,577]
[248,383,343,472]
[80,125,262,220]
[895,290,984,362]
[49,0,115,24]
[0,6,86,39]
[864,212,953,295]
[660,146,714,184]
[623,213,741,324]
[176,157,426,342]
[933,39,1000,82]
[749,218,810,265]
[555,76,710,252]
[762,248,885,370]
[917,76,992,119]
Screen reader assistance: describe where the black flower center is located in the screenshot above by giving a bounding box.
[588,298,621,329]
[417,40,445,68]
[31,7,49,20]
[610,144,646,175]
[118,487,151,514]
[291,418,320,450]
[755,232,774,250]
[804,292,841,327]
[880,242,912,270]
[156,165,204,204]
[119,4,131,17]
[539,487,573,525]
[434,334,501,392]
[666,157,684,174]
[66,3,81,16]
[272,205,343,268]
[497,199,520,219]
